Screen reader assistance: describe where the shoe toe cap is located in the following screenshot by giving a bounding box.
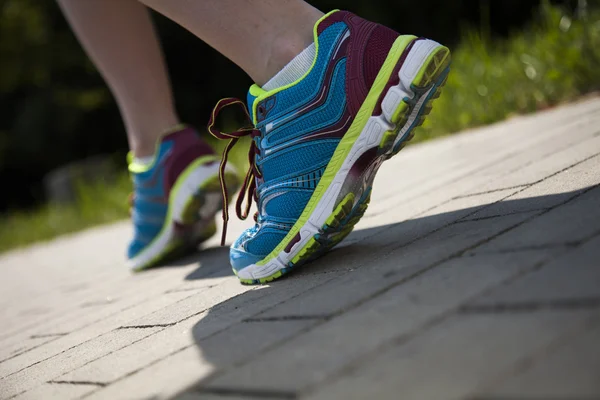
[229,227,287,273]
[127,239,146,260]
[229,246,265,273]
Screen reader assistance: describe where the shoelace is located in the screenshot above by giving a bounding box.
[128,192,134,216]
[208,98,262,246]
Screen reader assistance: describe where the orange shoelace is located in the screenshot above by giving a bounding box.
[208,98,262,246]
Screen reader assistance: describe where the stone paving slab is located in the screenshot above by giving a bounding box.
[467,235,600,308]
[477,317,600,399]
[1,98,600,400]
[304,310,598,400]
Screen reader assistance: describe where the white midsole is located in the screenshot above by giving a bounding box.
[237,39,443,280]
[127,161,227,271]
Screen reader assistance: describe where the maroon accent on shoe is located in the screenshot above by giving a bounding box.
[296,107,352,142]
[256,97,277,124]
[363,25,401,89]
[163,127,216,195]
[372,38,422,116]
[348,146,380,180]
[284,233,302,253]
[343,13,378,116]
[317,11,406,116]
[173,220,195,235]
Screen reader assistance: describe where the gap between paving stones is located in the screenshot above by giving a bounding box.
[391,127,600,216]
[460,298,600,314]
[49,381,106,388]
[464,231,600,313]
[433,152,600,225]
[456,208,551,224]
[193,387,296,399]
[456,150,600,200]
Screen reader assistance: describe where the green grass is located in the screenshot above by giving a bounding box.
[0,173,132,253]
[416,2,600,142]
[1,3,599,253]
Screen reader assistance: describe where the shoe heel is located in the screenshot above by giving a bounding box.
[170,158,238,243]
[378,40,451,157]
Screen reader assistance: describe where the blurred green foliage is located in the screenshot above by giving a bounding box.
[0,173,131,253]
[417,1,600,140]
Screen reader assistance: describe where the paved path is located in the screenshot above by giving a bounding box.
[2,98,600,400]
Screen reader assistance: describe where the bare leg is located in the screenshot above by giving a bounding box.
[57,0,180,157]
[138,0,324,86]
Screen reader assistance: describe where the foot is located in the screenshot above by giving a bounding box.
[127,125,238,271]
[212,11,451,283]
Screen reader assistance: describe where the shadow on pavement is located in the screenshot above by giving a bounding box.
[163,187,598,399]
[183,247,234,280]
[156,245,234,279]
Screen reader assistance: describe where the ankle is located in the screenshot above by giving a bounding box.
[128,120,182,158]
[131,141,157,159]
[261,35,309,86]
[260,9,322,86]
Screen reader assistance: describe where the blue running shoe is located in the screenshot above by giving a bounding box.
[127,125,238,271]
[210,11,450,283]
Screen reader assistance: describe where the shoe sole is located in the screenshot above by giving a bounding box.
[127,158,238,271]
[236,37,451,284]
